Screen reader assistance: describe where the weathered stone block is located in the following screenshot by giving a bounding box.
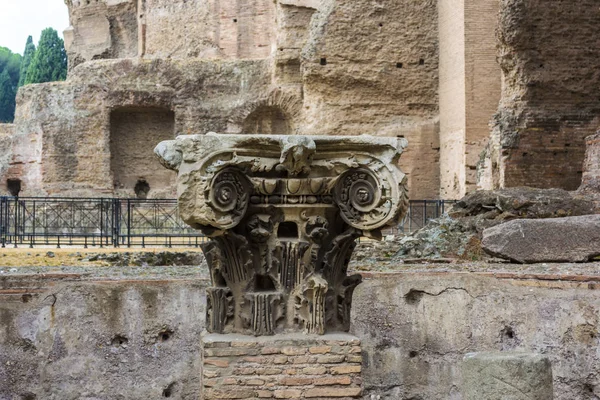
[482,215,600,263]
[462,352,553,400]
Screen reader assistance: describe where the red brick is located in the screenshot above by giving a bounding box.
[330,365,362,374]
[304,387,362,398]
[273,356,288,364]
[261,347,281,355]
[346,355,363,363]
[302,366,327,375]
[242,356,268,364]
[204,358,229,368]
[317,355,345,364]
[274,389,302,399]
[289,356,310,364]
[203,370,221,378]
[281,347,306,356]
[313,376,352,385]
[245,379,266,386]
[203,389,256,399]
[309,346,332,354]
[279,376,313,386]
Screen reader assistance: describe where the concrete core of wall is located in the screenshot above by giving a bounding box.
[110,107,176,198]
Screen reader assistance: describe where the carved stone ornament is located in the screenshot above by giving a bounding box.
[155,133,408,335]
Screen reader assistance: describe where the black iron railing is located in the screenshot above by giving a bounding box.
[0,197,206,248]
[0,197,456,248]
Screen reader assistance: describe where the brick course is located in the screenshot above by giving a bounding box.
[202,333,362,399]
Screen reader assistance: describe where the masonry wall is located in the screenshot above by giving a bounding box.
[202,334,363,399]
[580,133,600,194]
[301,0,441,199]
[3,268,600,399]
[483,0,600,191]
[464,0,501,194]
[438,0,501,199]
[8,59,274,197]
[438,0,466,199]
[0,275,208,399]
[110,108,176,198]
[0,124,14,195]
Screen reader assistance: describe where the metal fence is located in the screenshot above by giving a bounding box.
[0,197,456,248]
[0,197,206,248]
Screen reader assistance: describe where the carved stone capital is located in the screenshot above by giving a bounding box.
[156,133,408,335]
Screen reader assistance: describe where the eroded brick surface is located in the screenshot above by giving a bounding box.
[201,334,363,399]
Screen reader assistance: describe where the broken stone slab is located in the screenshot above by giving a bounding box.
[462,352,553,400]
[482,215,600,263]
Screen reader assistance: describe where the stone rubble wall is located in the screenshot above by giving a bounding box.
[202,334,363,399]
[482,0,600,191]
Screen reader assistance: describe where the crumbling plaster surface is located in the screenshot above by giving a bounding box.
[482,0,600,191]
[353,269,600,400]
[0,274,209,400]
[3,265,600,399]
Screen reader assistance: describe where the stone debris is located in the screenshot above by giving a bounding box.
[482,215,600,263]
[353,187,598,264]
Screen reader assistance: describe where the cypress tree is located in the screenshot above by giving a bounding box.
[0,68,16,122]
[0,47,21,87]
[25,28,67,85]
[18,36,36,87]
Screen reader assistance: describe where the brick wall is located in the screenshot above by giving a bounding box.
[202,333,363,399]
[485,0,600,191]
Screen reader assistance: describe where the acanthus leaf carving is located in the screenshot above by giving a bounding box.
[156,133,408,335]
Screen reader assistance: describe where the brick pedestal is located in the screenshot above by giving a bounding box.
[201,333,363,399]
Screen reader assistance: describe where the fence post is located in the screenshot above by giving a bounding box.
[127,199,131,248]
[0,196,5,248]
[113,198,120,247]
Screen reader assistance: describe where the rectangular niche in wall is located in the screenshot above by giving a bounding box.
[110,107,176,198]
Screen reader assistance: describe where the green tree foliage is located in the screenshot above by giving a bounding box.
[0,47,21,87]
[18,36,36,87]
[0,68,16,122]
[25,28,67,85]
[0,47,21,122]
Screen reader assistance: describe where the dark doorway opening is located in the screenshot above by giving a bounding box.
[7,179,21,196]
[134,179,150,199]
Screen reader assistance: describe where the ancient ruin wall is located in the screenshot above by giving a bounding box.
[7,59,273,197]
[438,0,466,199]
[110,108,176,198]
[3,269,600,399]
[64,0,277,68]
[483,0,600,191]
[463,0,501,195]
[0,124,14,195]
[9,0,443,198]
[438,0,502,199]
[301,0,441,199]
[581,133,600,193]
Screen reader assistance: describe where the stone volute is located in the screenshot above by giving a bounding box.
[155,133,408,335]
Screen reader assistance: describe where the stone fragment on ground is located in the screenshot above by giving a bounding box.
[482,215,600,263]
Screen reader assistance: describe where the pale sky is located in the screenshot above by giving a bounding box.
[0,0,70,55]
